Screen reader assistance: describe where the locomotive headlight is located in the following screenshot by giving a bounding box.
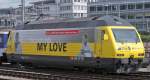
[117,54,124,56]
[138,53,144,56]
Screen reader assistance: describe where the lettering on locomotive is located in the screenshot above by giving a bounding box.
[37,43,67,52]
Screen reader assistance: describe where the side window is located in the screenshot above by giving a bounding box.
[101,30,105,40]
[0,34,4,48]
[0,35,2,43]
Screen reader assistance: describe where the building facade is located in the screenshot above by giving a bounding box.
[59,0,88,18]
[88,0,150,32]
[0,8,16,28]
[31,0,59,17]
[31,0,88,18]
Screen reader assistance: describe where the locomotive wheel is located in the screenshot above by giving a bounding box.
[126,64,138,73]
[116,65,125,73]
[17,63,25,69]
[116,61,125,73]
[116,64,137,73]
[116,62,129,73]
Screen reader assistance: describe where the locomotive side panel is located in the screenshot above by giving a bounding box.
[6,28,100,68]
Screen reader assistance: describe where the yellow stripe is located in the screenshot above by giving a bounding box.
[21,42,95,56]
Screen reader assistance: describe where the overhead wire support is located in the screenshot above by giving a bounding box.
[21,0,25,27]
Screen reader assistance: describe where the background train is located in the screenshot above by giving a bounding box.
[0,31,9,64]
[0,16,145,73]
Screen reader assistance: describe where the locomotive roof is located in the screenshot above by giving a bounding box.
[17,15,132,30]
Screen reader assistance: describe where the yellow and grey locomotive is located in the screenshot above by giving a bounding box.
[3,16,145,73]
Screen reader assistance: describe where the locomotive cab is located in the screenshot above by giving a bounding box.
[96,16,145,73]
[112,27,144,73]
[96,26,145,73]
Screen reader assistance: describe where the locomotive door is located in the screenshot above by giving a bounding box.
[95,29,103,68]
[101,30,109,57]
[95,29,102,58]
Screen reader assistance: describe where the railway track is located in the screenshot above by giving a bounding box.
[0,65,150,80]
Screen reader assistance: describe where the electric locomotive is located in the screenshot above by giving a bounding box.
[4,16,145,73]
